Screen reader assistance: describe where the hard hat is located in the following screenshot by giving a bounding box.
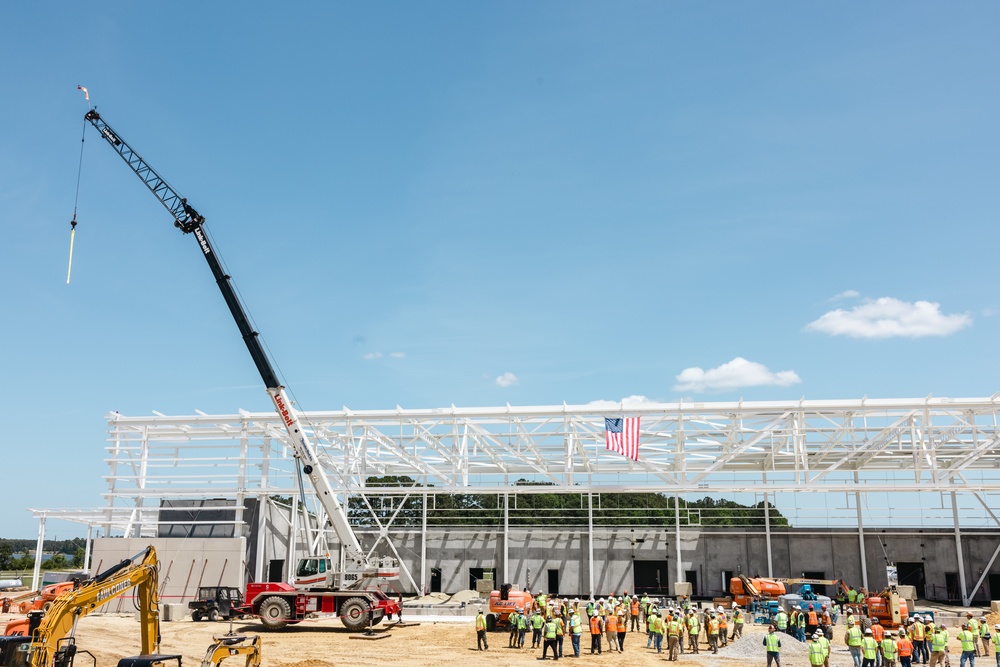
[899,629,906,636]
[717,605,724,612]
[995,624,1000,630]
[864,628,873,635]
[847,619,855,626]
[570,609,576,615]
[962,623,969,629]
[478,607,484,612]
[813,632,822,638]
[821,605,827,609]
[808,604,814,609]
[939,625,947,630]
[768,625,776,631]
[967,612,973,617]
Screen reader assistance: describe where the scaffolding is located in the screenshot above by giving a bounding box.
[30,395,1000,605]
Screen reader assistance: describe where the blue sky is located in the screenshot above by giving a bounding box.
[2,2,998,538]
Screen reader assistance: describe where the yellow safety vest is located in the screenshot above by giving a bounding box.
[862,637,878,660]
[932,631,948,652]
[959,630,976,652]
[544,620,557,639]
[765,633,781,652]
[881,638,898,659]
[809,641,826,666]
[476,614,487,631]
[847,627,863,647]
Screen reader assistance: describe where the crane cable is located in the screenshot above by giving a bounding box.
[68,87,91,284]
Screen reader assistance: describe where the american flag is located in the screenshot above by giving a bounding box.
[605,417,640,460]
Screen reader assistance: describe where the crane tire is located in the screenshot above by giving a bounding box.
[258,596,292,630]
[208,609,220,622]
[339,597,370,632]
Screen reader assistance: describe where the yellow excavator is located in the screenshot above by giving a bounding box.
[199,635,261,667]
[0,546,172,667]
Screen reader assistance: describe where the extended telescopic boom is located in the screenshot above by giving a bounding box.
[83,109,378,583]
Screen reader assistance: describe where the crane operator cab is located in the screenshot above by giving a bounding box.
[294,555,400,590]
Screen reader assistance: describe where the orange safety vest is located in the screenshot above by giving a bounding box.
[590,616,602,635]
[631,600,640,615]
[898,637,914,657]
[808,611,818,625]
[872,625,885,642]
[607,615,619,633]
[719,615,728,629]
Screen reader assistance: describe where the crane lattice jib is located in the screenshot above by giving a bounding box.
[82,109,369,570]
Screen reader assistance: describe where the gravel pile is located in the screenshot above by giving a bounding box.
[679,626,813,661]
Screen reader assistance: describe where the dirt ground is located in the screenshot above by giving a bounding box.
[0,611,990,667]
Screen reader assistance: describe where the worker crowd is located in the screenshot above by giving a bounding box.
[474,591,747,660]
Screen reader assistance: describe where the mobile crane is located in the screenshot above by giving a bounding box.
[82,109,400,631]
[0,546,178,667]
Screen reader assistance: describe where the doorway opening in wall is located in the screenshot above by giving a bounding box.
[896,562,926,599]
[685,570,699,597]
[988,574,1000,602]
[944,572,960,603]
[267,559,284,583]
[430,567,442,593]
[633,560,669,596]
[722,571,734,599]
[470,567,495,592]
[548,569,560,597]
[802,571,828,597]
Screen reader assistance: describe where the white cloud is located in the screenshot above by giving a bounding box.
[807,297,971,339]
[673,357,801,393]
[584,395,656,409]
[390,352,406,359]
[495,372,518,388]
[363,352,382,360]
[831,289,860,301]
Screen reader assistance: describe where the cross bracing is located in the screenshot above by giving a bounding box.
[24,395,1000,606]
[94,396,1000,503]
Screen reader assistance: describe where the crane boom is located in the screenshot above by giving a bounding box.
[83,109,389,585]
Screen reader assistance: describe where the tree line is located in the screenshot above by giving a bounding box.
[0,538,87,572]
[344,476,789,528]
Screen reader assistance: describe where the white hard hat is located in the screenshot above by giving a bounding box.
[864,628,872,635]
[717,605,724,612]
[478,607,483,612]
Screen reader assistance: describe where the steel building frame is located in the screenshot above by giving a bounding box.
[30,395,1000,605]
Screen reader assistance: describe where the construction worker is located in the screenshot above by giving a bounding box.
[929,624,949,667]
[820,605,834,641]
[475,607,489,651]
[817,630,832,667]
[979,613,991,657]
[807,604,820,637]
[959,622,977,667]
[616,609,627,651]
[881,625,899,667]
[846,618,865,667]
[968,614,982,657]
[605,606,619,653]
[541,615,559,660]
[508,608,521,648]
[798,606,809,642]
[630,595,640,631]
[686,609,700,653]
[718,605,729,646]
[809,632,827,667]
[925,617,937,665]
[898,627,915,667]
[861,628,880,667]
[517,607,528,648]
[708,610,720,654]
[992,625,1000,667]
[589,609,603,654]
[554,612,565,658]
[776,607,790,635]
[640,593,650,623]
[650,609,665,654]
[568,608,583,657]
[910,616,927,664]
[764,624,782,667]
[872,619,886,667]
[531,608,545,648]
[667,612,683,661]
[732,604,745,640]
